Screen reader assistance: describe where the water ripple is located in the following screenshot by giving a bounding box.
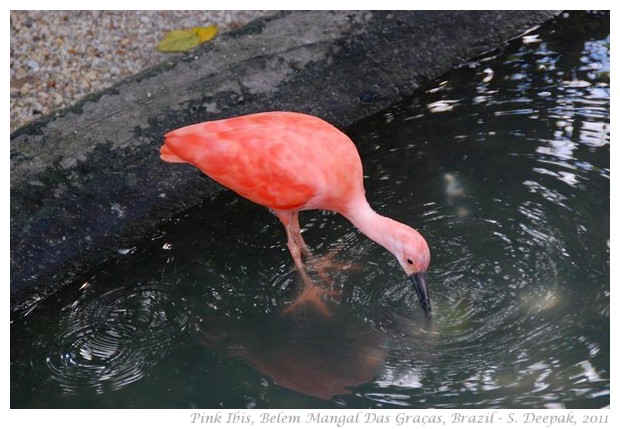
[44,282,185,395]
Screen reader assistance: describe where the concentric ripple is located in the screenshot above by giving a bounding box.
[43,282,186,395]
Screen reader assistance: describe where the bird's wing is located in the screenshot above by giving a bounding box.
[162,112,358,211]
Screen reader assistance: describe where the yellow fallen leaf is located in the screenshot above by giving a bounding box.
[195,25,218,43]
[156,25,218,53]
[157,29,199,52]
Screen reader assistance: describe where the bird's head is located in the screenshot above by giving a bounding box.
[385,222,432,321]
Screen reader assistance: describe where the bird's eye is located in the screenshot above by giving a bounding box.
[407,258,413,265]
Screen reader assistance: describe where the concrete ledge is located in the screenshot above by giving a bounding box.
[10,10,560,311]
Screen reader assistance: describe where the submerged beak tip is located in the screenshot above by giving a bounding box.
[410,271,432,320]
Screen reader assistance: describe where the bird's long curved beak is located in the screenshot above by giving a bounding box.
[410,272,432,321]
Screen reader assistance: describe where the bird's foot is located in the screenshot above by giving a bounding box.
[306,249,361,285]
[283,284,341,317]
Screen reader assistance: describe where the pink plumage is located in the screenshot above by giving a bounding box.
[161,111,431,319]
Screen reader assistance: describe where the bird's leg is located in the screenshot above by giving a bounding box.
[274,211,308,269]
[285,211,345,285]
[274,211,338,316]
[288,211,311,258]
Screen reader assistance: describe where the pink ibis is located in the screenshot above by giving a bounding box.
[160,111,431,319]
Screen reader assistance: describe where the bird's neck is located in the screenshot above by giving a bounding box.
[341,197,401,256]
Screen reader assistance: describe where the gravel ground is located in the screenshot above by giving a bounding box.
[10,10,274,132]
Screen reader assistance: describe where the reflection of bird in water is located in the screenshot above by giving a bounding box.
[443,172,469,218]
[161,111,431,320]
[443,172,465,200]
[195,307,386,400]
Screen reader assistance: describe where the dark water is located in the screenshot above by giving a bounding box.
[11,11,609,408]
